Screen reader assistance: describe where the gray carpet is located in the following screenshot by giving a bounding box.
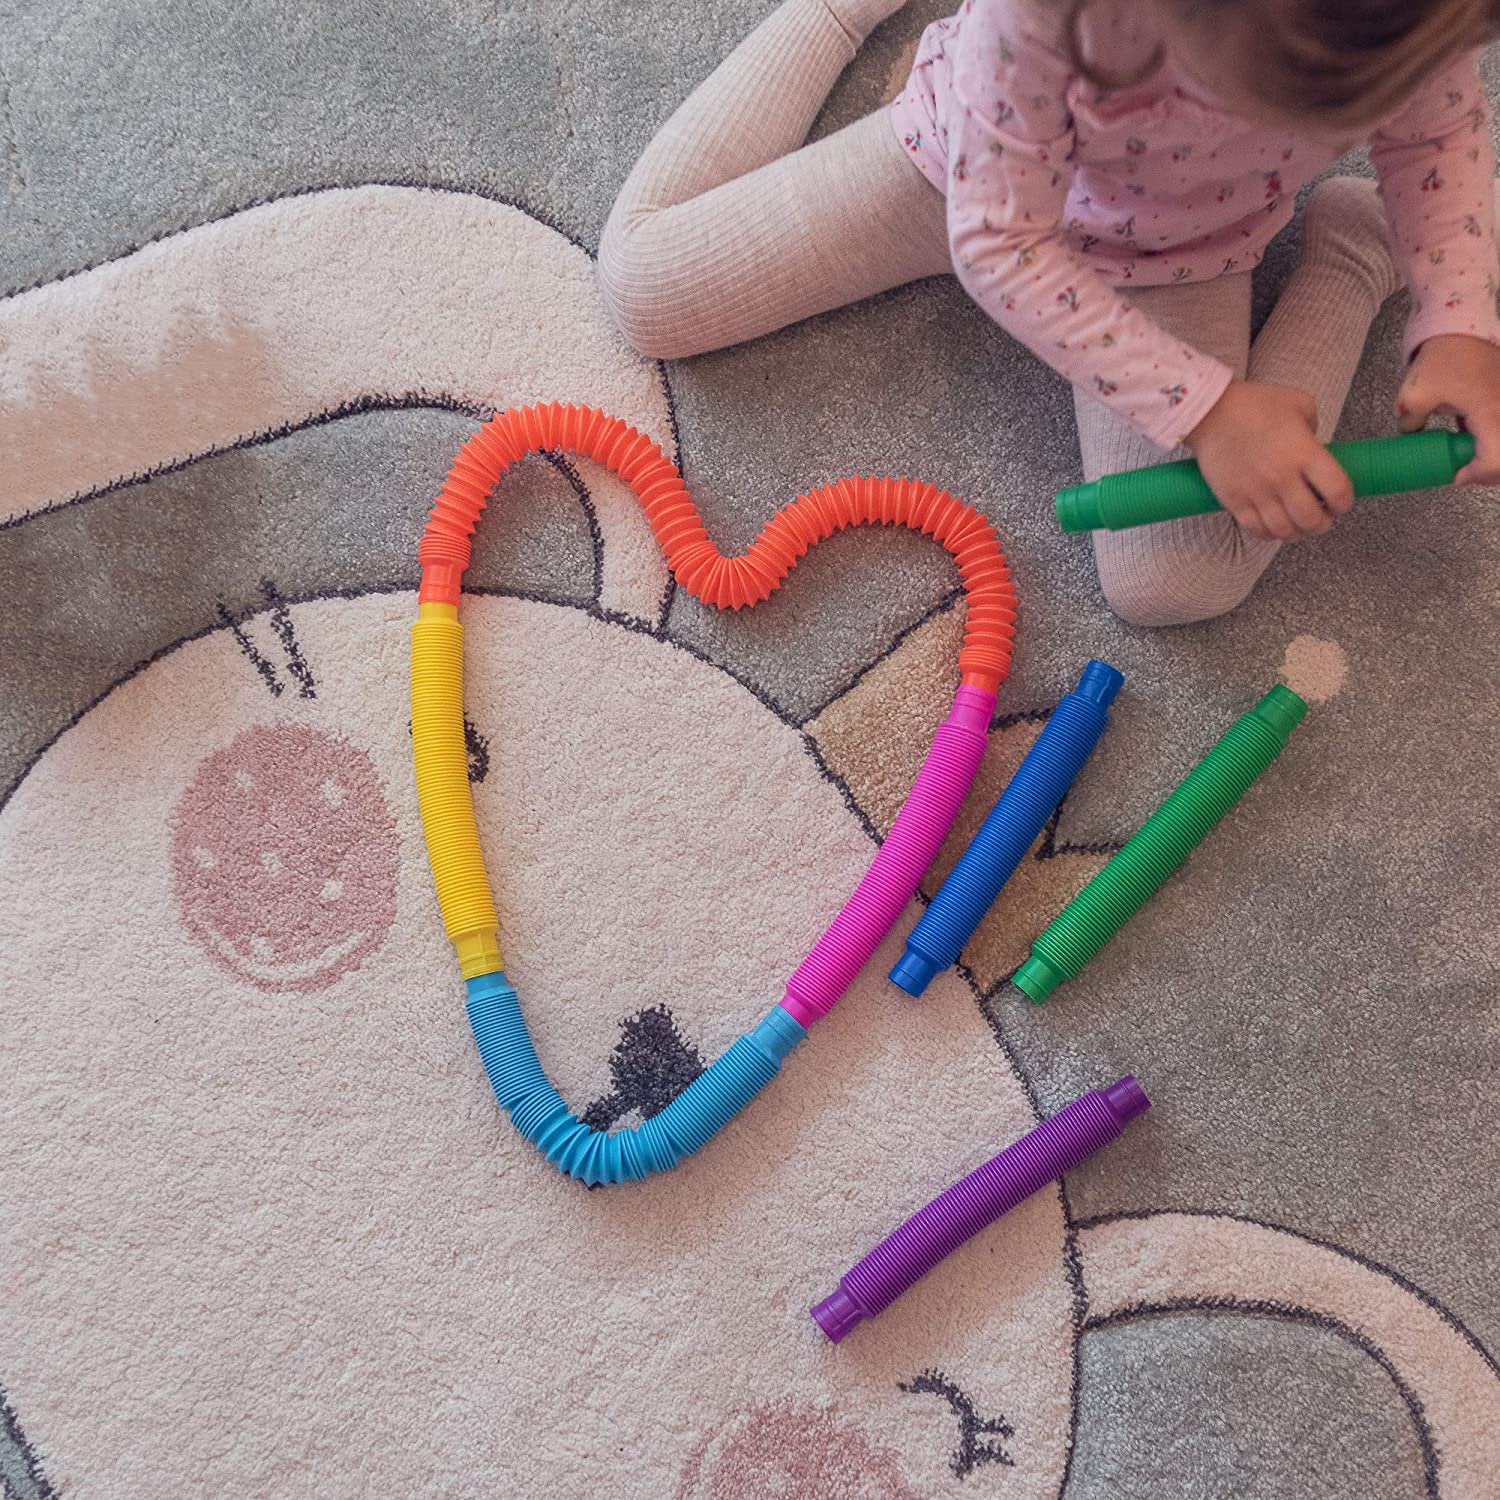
[1,3,1497,1497]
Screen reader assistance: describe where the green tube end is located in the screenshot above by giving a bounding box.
[1012,954,1061,1003]
[1450,429,1477,471]
[1251,683,1308,740]
[1056,481,1103,534]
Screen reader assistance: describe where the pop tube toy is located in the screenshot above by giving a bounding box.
[1012,685,1306,1002]
[412,403,1018,1185]
[889,658,1123,997]
[1056,429,1476,533]
[811,1076,1150,1342]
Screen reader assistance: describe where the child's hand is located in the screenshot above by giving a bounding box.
[1397,334,1500,485]
[1185,380,1352,542]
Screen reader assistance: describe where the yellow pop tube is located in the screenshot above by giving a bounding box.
[411,601,504,978]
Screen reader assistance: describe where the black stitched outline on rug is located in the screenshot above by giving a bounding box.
[0,581,873,821]
[0,388,677,543]
[652,374,687,636]
[540,450,607,608]
[1055,1177,1089,1498]
[899,1369,1016,1477]
[0,1381,57,1500]
[0,179,591,303]
[1075,1208,1500,1381]
[0,394,475,536]
[216,598,284,698]
[1082,1297,1441,1499]
[789,587,964,729]
[261,577,316,699]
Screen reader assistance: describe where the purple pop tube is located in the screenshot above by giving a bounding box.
[810,1077,1150,1342]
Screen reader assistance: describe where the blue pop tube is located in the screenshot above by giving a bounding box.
[466,973,806,1186]
[888,660,1123,997]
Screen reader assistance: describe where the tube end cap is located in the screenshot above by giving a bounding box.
[1104,1075,1151,1124]
[1254,683,1308,739]
[889,948,938,997]
[1077,659,1124,708]
[1056,481,1103,533]
[811,1287,864,1344]
[1011,954,1061,1003]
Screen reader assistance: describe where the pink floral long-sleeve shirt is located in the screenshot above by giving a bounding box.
[890,0,1500,449]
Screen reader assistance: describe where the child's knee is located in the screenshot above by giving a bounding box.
[1094,526,1275,627]
[595,216,688,360]
[1098,573,1246,627]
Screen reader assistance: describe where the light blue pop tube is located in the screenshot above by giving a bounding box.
[888,660,1123,997]
[466,972,806,1186]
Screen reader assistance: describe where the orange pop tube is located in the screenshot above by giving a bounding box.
[418,403,1016,692]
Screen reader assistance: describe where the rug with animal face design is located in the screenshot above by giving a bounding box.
[1,6,1497,1498]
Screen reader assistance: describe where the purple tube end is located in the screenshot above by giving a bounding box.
[1104,1075,1150,1124]
[810,1287,865,1343]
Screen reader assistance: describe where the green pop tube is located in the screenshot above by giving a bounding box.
[1012,685,1306,1002]
[1056,429,1475,533]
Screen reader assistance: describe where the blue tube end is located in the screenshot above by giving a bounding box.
[889,947,938,997]
[753,1005,808,1062]
[466,970,514,999]
[1077,659,1124,708]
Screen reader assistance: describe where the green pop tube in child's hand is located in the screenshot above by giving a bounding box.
[1055,429,1476,533]
[1012,685,1307,1003]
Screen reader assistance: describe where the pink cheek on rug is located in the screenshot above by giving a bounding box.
[170,724,399,993]
[676,1403,919,1500]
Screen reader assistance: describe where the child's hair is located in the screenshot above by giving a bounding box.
[1065,0,1497,124]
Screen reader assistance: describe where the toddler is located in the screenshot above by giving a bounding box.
[597,0,1500,624]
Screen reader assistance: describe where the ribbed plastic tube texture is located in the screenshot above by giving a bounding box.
[422,403,1017,688]
[782,685,992,1025]
[458,684,993,1183]
[810,1077,1150,1341]
[889,660,1122,997]
[1012,685,1307,1002]
[467,973,807,1186]
[415,402,1025,1181]
[1055,429,1475,533]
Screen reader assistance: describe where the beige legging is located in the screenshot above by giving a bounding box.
[597,0,1401,625]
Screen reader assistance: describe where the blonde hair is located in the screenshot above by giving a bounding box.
[1064,0,1496,123]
